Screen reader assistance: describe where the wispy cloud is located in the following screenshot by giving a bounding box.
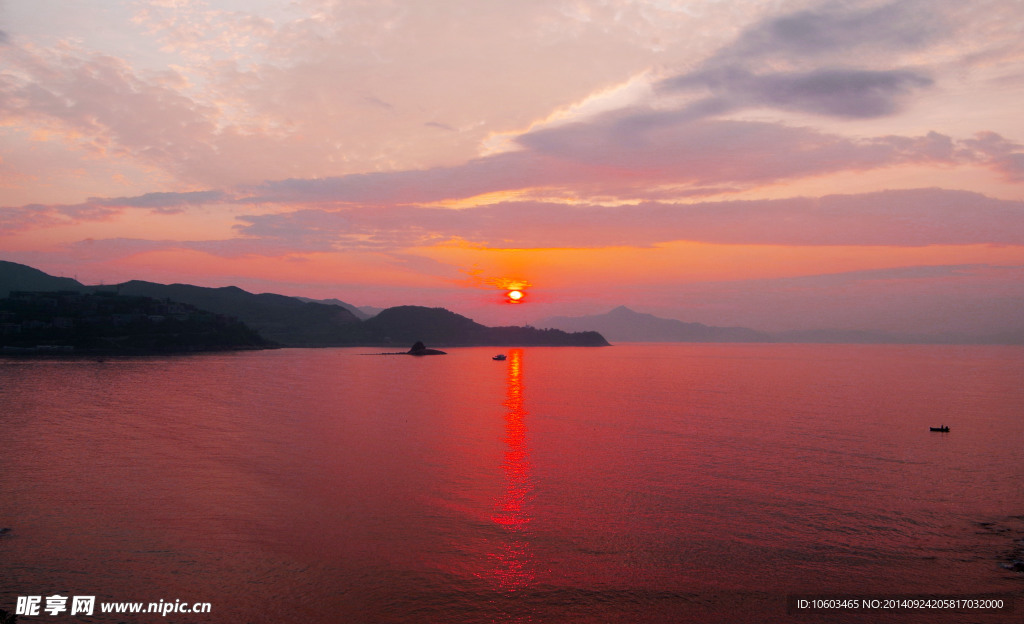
[0,202,121,233]
[2,0,1023,335]
[704,0,944,67]
[657,1,942,119]
[239,124,1021,205]
[0,191,228,232]
[26,188,1017,258]
[230,188,1024,251]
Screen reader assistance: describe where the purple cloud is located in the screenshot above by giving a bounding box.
[708,1,944,65]
[664,67,933,119]
[0,191,230,232]
[246,122,1001,206]
[0,202,121,233]
[229,188,1024,252]
[960,132,1024,181]
[97,190,229,215]
[657,1,941,119]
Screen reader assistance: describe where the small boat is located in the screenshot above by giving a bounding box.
[492,354,507,361]
[929,425,950,432]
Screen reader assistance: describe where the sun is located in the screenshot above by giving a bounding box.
[482,276,531,304]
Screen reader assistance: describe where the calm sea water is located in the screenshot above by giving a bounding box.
[1,344,1022,623]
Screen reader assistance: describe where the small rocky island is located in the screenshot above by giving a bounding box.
[407,341,446,355]
[371,341,447,356]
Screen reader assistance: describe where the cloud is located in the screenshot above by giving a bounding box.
[227,188,1024,252]
[425,121,456,132]
[6,122,1021,242]
[960,132,1024,181]
[100,190,228,211]
[233,209,349,252]
[706,1,944,67]
[107,0,721,187]
[656,1,941,119]
[67,236,330,261]
[244,118,1017,206]
[0,49,226,183]
[0,202,121,233]
[0,191,231,232]
[244,150,576,205]
[517,114,944,185]
[0,192,265,236]
[993,153,1024,182]
[1,0,1011,202]
[664,67,933,119]
[5,117,1021,240]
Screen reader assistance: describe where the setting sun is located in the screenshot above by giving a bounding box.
[506,289,524,303]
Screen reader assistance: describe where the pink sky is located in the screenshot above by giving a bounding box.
[1,0,1023,334]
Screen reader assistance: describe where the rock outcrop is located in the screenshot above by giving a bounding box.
[407,341,446,355]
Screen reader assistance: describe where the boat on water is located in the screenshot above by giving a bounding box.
[493,354,507,361]
[930,425,950,432]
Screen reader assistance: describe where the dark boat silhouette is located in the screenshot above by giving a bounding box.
[929,425,950,432]
[493,354,507,360]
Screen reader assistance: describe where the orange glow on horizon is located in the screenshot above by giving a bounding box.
[427,242,1024,291]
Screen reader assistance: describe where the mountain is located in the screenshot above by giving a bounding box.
[0,261,608,348]
[0,260,87,296]
[1,290,270,354]
[113,281,364,347]
[295,297,382,320]
[362,306,609,347]
[535,306,769,343]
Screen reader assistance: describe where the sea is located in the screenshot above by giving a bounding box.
[0,343,1022,623]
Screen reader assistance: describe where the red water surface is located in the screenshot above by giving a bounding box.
[1,344,1022,623]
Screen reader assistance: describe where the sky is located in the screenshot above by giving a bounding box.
[1,0,1023,335]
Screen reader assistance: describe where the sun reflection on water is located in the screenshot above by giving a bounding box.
[488,348,536,591]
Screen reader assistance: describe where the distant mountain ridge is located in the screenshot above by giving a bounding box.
[295,296,382,320]
[536,306,769,343]
[0,261,607,348]
[5,261,1021,345]
[535,305,1024,344]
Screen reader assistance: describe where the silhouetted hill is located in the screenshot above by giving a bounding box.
[536,306,768,343]
[1,290,270,354]
[363,306,609,347]
[0,260,86,296]
[296,297,382,320]
[364,306,482,344]
[114,281,364,347]
[0,262,608,348]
